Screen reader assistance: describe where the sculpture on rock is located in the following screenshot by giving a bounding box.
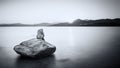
[37,29,45,40]
[14,29,56,58]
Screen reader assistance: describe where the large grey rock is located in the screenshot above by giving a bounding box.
[14,29,56,58]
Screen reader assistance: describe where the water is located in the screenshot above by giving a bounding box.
[0,27,120,68]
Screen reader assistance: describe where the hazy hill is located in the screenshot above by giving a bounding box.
[71,18,120,26]
[0,18,120,26]
[51,22,70,26]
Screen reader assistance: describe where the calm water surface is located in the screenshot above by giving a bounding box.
[0,27,120,68]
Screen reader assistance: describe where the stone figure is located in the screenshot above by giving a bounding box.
[36,29,45,40]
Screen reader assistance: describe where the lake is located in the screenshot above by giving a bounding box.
[0,27,120,68]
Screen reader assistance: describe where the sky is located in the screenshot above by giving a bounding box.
[0,0,120,24]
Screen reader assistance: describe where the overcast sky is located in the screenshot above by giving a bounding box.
[0,0,120,24]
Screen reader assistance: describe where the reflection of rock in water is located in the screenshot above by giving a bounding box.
[15,55,56,68]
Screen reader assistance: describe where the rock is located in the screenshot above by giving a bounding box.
[14,29,56,58]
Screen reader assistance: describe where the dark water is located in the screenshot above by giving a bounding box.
[0,27,120,68]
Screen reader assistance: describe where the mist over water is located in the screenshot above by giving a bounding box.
[0,27,120,68]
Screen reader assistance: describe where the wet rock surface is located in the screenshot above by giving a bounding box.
[14,29,56,58]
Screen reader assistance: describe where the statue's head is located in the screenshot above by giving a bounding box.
[38,29,43,33]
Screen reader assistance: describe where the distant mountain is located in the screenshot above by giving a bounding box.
[51,22,70,26]
[0,23,27,26]
[0,23,51,26]
[33,23,51,26]
[71,18,120,26]
[0,18,120,26]
[51,18,120,26]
